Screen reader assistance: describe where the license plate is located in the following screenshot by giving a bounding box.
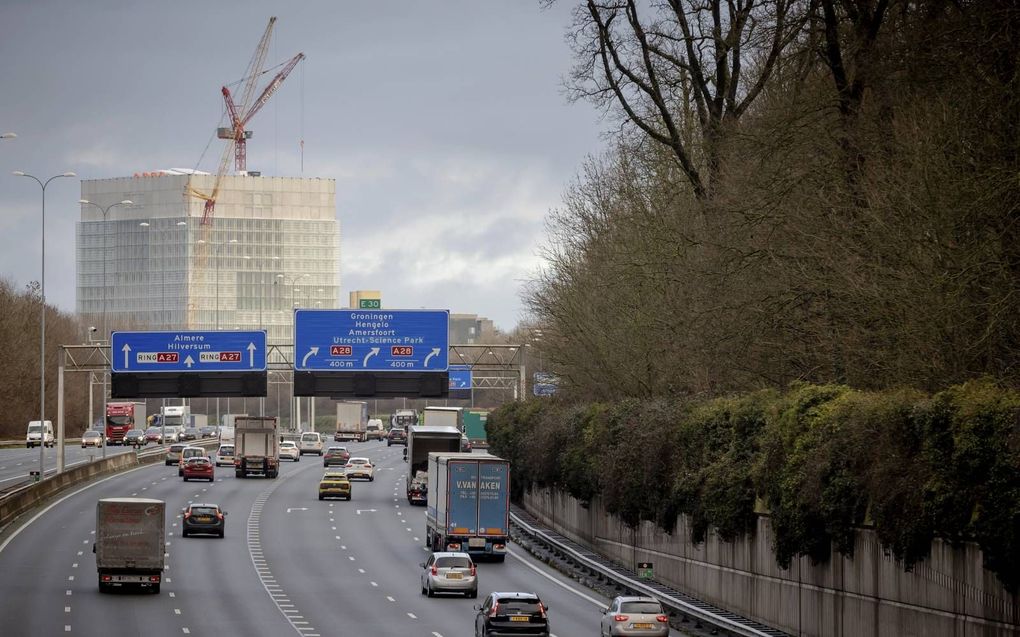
[509,616,529,622]
[445,573,462,579]
[468,537,486,548]
[633,623,654,629]
[196,516,213,523]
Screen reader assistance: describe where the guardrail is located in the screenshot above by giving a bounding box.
[509,507,787,637]
[0,439,218,532]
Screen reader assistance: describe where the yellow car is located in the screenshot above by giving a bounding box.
[318,472,351,501]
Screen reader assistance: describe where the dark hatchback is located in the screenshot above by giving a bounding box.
[474,592,550,637]
[124,429,147,446]
[180,427,200,441]
[387,427,407,446]
[323,446,350,467]
[182,503,226,538]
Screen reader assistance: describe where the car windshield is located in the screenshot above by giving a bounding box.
[301,433,319,442]
[218,446,234,454]
[188,458,209,465]
[281,442,296,448]
[497,599,543,613]
[350,458,369,464]
[84,431,100,437]
[28,424,42,433]
[190,507,218,516]
[435,556,472,568]
[146,428,160,434]
[620,602,663,614]
[170,445,185,451]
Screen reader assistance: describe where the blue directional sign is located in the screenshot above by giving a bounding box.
[294,309,449,372]
[111,330,267,373]
[449,365,472,390]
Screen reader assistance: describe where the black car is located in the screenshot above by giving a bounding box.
[182,503,227,538]
[180,427,200,441]
[387,427,407,446]
[199,426,219,438]
[123,429,147,447]
[474,592,550,637]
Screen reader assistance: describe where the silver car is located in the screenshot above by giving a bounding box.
[420,551,477,598]
[600,596,670,637]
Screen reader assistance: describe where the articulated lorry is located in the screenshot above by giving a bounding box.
[105,402,146,445]
[335,401,369,442]
[426,453,510,561]
[234,416,279,478]
[405,425,462,505]
[422,406,464,430]
[94,498,165,593]
[391,408,418,429]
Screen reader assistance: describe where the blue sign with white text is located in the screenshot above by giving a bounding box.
[449,365,472,390]
[293,309,450,371]
[111,330,267,373]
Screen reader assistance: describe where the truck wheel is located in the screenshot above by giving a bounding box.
[151,583,160,594]
[183,477,188,482]
[492,554,506,563]
[318,494,324,501]
[98,581,110,593]
[235,470,243,478]
[295,456,300,462]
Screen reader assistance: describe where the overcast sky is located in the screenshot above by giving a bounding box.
[0,0,604,332]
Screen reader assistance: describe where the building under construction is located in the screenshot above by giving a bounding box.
[75,173,339,343]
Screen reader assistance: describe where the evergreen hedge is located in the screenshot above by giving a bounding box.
[486,379,1020,591]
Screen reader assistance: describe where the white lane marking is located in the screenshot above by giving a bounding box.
[348,556,355,561]
[386,596,395,602]
[169,592,175,598]
[407,612,417,619]
[67,576,74,581]
[414,537,420,543]
[340,545,347,550]
[65,606,70,612]
[76,551,82,556]
[66,590,71,596]
[358,568,365,574]
[432,633,444,637]
[370,581,378,587]
[507,546,607,607]
[174,608,181,615]
[72,563,78,568]
[182,629,190,634]
[64,626,70,632]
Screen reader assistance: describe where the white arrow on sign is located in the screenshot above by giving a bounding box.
[301,346,319,367]
[122,344,131,369]
[356,509,377,515]
[286,507,309,513]
[247,342,257,366]
[184,355,195,368]
[363,347,379,366]
[423,348,441,367]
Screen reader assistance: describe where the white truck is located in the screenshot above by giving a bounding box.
[335,401,369,442]
[423,406,464,431]
[94,498,165,593]
[234,416,279,478]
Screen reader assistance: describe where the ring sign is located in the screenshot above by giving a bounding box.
[111,330,267,373]
[294,309,449,371]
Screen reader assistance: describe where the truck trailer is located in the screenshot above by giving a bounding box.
[422,406,464,430]
[405,425,462,505]
[463,409,489,448]
[335,401,369,442]
[426,453,510,562]
[94,498,165,593]
[235,416,280,478]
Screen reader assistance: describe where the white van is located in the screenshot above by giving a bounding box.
[26,420,55,448]
[219,426,235,443]
[299,431,324,456]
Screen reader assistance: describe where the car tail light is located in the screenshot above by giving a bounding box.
[539,603,548,618]
[149,575,161,582]
[345,463,352,467]
[614,614,629,622]
[101,575,112,582]
[656,615,669,623]
[430,565,438,576]
[183,511,191,519]
[469,564,476,576]
[447,542,461,551]
[365,464,372,468]
[216,511,224,520]
[489,601,500,617]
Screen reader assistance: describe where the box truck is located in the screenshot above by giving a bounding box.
[422,406,464,431]
[335,401,369,442]
[463,409,489,448]
[234,416,279,478]
[94,498,165,593]
[426,453,510,562]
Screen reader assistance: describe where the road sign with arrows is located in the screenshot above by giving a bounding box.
[293,309,449,372]
[111,330,267,373]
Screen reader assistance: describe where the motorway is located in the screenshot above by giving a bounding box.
[0,443,138,489]
[0,439,687,637]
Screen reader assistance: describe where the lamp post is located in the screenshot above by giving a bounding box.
[276,273,308,430]
[14,170,76,479]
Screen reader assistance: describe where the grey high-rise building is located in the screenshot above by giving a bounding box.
[76,173,339,343]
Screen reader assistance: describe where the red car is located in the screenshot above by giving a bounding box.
[182,457,215,482]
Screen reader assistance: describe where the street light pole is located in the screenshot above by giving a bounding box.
[276,273,308,430]
[15,170,76,480]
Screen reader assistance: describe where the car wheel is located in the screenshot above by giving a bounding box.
[426,581,434,597]
[182,530,188,537]
[218,531,224,538]
[369,476,374,482]
[318,494,324,500]
[82,445,86,448]
[183,477,188,482]
[469,588,477,599]
[165,460,170,466]
[295,456,300,462]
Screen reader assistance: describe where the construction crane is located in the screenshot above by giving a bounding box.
[186,17,304,225]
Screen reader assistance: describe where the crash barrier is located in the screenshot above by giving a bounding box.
[0,439,218,531]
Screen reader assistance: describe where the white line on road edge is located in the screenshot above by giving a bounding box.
[507,546,607,607]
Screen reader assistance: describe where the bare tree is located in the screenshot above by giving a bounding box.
[565,0,807,198]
